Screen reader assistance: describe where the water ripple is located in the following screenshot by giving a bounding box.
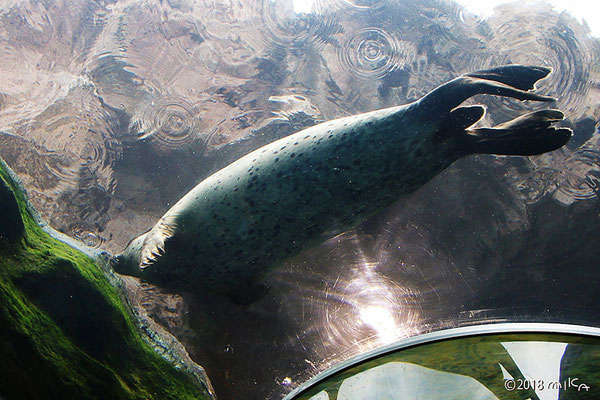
[131,99,200,151]
[554,148,600,204]
[339,27,415,79]
[478,3,594,122]
[338,0,387,11]
[255,0,342,52]
[70,223,105,248]
[457,8,487,28]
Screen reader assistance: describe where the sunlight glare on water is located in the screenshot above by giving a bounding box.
[292,0,317,14]
[455,0,600,36]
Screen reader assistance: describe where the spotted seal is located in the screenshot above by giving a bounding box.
[112,65,571,304]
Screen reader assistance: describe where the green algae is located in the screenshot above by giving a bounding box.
[0,159,212,400]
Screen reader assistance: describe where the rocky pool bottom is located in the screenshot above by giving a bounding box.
[0,158,214,399]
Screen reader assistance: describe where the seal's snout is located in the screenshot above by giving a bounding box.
[109,254,124,273]
[110,253,138,276]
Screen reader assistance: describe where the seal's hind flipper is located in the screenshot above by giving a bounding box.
[420,65,555,115]
[447,105,486,130]
[464,109,572,156]
[466,65,552,91]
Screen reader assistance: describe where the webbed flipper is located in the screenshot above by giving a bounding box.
[420,65,556,115]
[464,109,572,156]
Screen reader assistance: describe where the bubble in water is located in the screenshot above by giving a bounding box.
[340,27,414,79]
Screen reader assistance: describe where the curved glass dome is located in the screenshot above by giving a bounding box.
[286,323,600,400]
[0,0,599,399]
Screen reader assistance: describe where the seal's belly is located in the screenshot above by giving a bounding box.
[156,109,448,291]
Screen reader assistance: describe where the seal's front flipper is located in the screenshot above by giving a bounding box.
[464,109,572,156]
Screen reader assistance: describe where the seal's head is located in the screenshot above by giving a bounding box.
[110,233,147,276]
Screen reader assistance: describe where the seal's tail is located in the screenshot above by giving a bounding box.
[463,109,572,156]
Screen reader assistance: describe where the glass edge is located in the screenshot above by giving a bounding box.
[283,322,600,399]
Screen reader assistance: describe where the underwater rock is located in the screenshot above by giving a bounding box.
[0,158,214,399]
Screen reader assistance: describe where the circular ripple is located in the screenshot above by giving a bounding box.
[340,27,414,79]
[555,149,600,203]
[133,100,199,151]
[71,223,104,248]
[154,103,195,139]
[457,8,487,28]
[476,5,593,122]
[257,0,340,52]
[515,168,560,204]
[338,0,386,10]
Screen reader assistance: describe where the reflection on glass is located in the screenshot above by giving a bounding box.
[287,323,600,400]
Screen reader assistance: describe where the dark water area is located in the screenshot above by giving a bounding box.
[0,0,599,399]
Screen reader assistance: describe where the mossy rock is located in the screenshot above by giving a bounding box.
[0,159,212,400]
[0,174,23,241]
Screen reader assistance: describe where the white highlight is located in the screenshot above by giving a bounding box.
[338,362,499,399]
[502,341,568,400]
[293,0,316,14]
[359,305,398,343]
[455,0,600,37]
